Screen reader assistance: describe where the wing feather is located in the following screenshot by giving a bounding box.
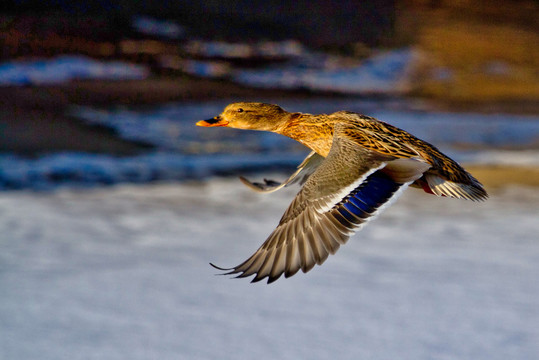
[212,123,427,283]
[239,151,324,193]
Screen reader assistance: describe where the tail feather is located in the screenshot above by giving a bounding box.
[423,173,488,201]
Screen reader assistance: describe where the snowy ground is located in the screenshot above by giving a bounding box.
[1,178,538,360]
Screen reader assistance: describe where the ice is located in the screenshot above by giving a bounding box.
[179,43,419,95]
[0,180,538,360]
[0,56,149,86]
[183,40,305,59]
[233,48,420,94]
[167,59,232,78]
[132,16,185,39]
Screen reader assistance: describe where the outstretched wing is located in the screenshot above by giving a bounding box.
[239,151,324,193]
[212,124,428,283]
[332,112,488,201]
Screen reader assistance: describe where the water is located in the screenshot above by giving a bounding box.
[1,98,538,190]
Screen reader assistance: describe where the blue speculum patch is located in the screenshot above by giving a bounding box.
[336,171,401,223]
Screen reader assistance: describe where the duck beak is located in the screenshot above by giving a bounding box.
[196,116,229,127]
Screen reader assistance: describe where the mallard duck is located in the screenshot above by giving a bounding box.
[196,102,488,283]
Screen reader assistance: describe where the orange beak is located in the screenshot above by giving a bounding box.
[196,117,229,127]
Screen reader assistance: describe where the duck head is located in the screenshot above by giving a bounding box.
[196,102,289,132]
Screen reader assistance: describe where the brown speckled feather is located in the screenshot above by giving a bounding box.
[280,110,487,201]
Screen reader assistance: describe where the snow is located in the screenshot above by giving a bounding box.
[183,40,305,59]
[132,16,185,39]
[0,45,521,96]
[233,48,419,94]
[0,43,521,97]
[0,180,538,360]
[0,56,149,86]
[166,59,232,78]
[178,44,421,95]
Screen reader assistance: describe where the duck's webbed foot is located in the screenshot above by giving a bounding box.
[239,177,285,193]
[239,151,325,194]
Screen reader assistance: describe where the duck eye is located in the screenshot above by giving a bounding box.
[237,108,244,113]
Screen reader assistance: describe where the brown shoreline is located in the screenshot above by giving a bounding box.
[2,77,538,112]
[464,165,539,189]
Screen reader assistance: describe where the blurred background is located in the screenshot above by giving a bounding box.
[0,0,538,188]
[1,1,538,360]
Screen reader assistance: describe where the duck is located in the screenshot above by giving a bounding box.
[196,102,488,283]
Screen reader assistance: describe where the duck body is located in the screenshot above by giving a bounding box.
[197,102,487,283]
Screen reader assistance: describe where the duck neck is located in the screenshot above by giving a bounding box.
[277,113,334,157]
